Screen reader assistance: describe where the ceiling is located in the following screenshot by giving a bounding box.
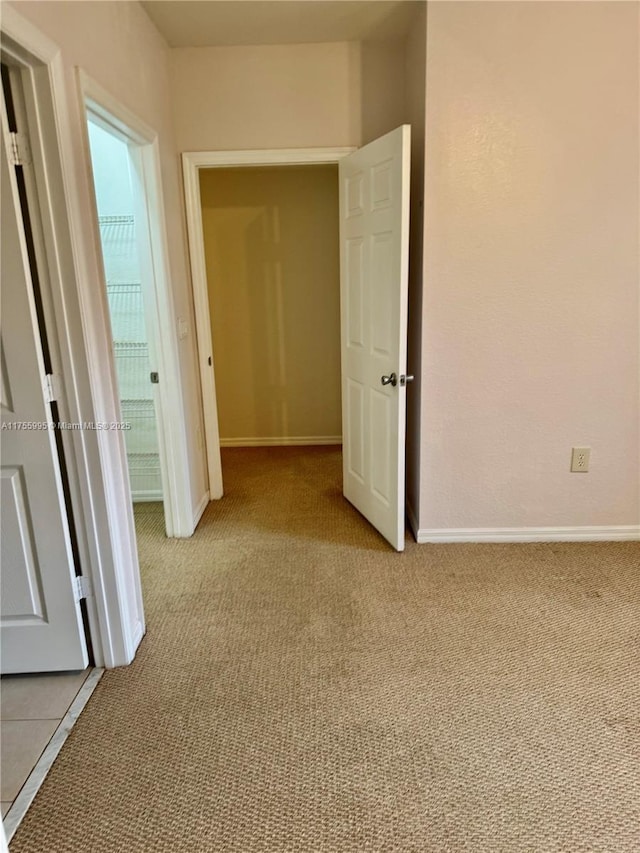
[141,1,419,48]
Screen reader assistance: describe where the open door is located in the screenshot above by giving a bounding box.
[0,113,88,673]
[339,125,411,551]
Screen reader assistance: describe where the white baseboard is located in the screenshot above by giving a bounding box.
[131,490,163,503]
[413,525,640,544]
[220,436,342,447]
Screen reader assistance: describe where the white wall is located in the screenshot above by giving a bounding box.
[418,1,639,535]
[12,0,207,516]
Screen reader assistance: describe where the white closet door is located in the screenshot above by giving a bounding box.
[1,119,88,673]
[339,125,411,551]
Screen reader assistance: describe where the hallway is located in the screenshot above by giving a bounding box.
[10,447,640,851]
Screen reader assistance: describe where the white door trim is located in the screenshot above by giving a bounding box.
[76,70,194,539]
[182,147,355,497]
[0,5,143,667]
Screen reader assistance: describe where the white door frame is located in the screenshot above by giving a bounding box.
[1,76,89,673]
[182,147,354,497]
[0,6,145,667]
[77,70,193,539]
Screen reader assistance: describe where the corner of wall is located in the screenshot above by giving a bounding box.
[403,2,427,527]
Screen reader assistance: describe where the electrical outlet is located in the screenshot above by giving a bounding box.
[570,447,590,473]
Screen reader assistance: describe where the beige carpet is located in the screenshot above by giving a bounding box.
[10,447,640,852]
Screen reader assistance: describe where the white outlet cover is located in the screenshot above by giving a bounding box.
[570,447,591,473]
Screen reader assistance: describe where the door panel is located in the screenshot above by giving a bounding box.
[1,467,47,623]
[339,125,411,551]
[0,119,88,673]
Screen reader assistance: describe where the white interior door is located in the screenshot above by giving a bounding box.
[339,125,411,551]
[0,123,88,673]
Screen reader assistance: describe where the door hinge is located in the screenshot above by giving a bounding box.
[150,371,159,384]
[9,131,32,167]
[74,575,93,602]
[43,373,61,404]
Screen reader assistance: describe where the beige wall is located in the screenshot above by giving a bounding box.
[16,2,632,537]
[170,37,411,153]
[419,1,639,531]
[171,42,362,151]
[200,165,341,443]
[360,38,406,145]
[12,0,208,515]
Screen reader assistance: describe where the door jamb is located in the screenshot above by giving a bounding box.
[77,70,193,539]
[181,147,354,497]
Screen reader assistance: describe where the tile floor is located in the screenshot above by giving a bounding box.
[1,669,91,817]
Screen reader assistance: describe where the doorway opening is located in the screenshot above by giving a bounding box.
[86,120,164,505]
[199,164,342,472]
[79,72,195,542]
[183,130,411,552]
[182,146,353,502]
